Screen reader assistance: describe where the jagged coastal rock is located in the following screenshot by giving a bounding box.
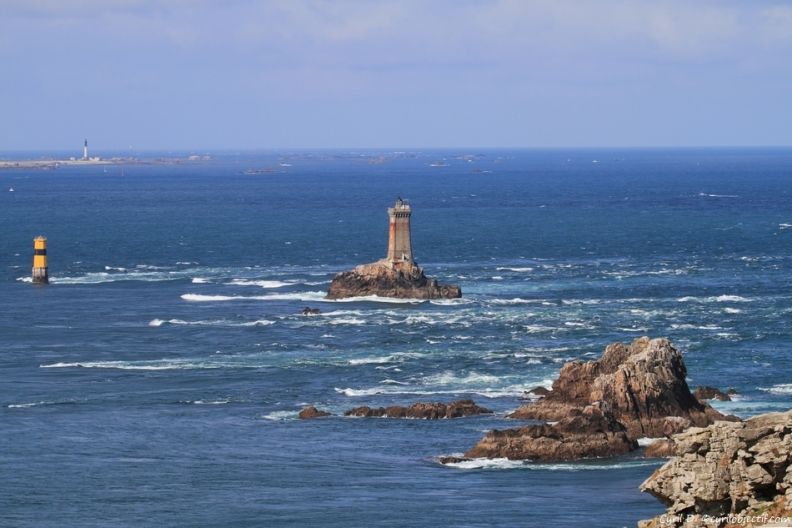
[464,402,636,461]
[508,337,734,439]
[326,199,461,300]
[298,405,332,419]
[327,260,461,300]
[447,337,737,463]
[639,410,792,528]
[345,400,491,419]
[693,386,735,402]
[644,438,677,458]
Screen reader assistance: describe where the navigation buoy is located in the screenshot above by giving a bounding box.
[32,236,49,284]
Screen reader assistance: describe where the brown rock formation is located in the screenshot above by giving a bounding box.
[644,438,676,458]
[463,403,636,461]
[508,337,735,439]
[693,386,733,402]
[298,405,332,419]
[327,260,461,300]
[639,410,792,528]
[344,399,491,419]
[524,386,551,398]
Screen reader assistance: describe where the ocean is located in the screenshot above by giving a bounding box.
[2,148,791,527]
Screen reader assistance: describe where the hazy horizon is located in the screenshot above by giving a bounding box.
[2,0,791,151]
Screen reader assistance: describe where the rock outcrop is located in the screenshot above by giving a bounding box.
[508,337,735,439]
[463,403,636,461]
[345,399,491,419]
[327,260,461,300]
[452,337,737,463]
[639,410,792,528]
[693,386,733,402]
[644,438,677,458]
[298,405,332,419]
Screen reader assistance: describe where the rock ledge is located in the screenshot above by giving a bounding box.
[327,260,460,300]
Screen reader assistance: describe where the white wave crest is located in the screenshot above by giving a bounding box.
[496,267,534,272]
[637,437,663,447]
[262,410,297,421]
[698,193,739,198]
[330,295,427,304]
[430,298,475,306]
[441,457,661,471]
[334,384,530,399]
[670,324,723,331]
[149,318,275,327]
[489,298,541,305]
[328,317,366,325]
[228,279,292,288]
[41,360,225,370]
[191,277,209,284]
[676,295,751,303]
[7,400,73,409]
[181,291,326,302]
[761,384,792,395]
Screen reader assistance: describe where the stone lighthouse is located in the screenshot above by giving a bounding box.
[326,198,461,299]
[386,198,413,265]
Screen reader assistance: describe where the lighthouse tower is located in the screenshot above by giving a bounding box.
[386,198,413,265]
[83,139,88,160]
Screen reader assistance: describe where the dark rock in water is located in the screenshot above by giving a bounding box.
[301,307,321,315]
[508,337,737,439]
[524,386,551,398]
[327,260,461,300]
[639,410,792,527]
[298,405,331,419]
[643,438,676,458]
[693,385,732,401]
[438,456,472,465]
[465,403,636,461]
[344,400,491,419]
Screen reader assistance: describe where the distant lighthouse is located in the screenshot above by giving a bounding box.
[83,139,88,160]
[386,198,413,264]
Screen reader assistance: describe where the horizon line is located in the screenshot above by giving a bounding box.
[1,144,791,154]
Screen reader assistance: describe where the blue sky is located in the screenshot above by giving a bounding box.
[1,0,791,150]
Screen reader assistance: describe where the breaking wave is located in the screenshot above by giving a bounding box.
[181,291,326,302]
[762,384,792,395]
[148,318,275,327]
[440,457,661,471]
[676,295,751,303]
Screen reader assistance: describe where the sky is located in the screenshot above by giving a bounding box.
[1,0,791,150]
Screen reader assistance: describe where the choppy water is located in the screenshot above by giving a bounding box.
[2,149,791,527]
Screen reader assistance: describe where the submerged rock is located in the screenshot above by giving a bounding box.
[344,400,491,419]
[464,403,636,461]
[508,337,736,439]
[298,406,332,419]
[639,410,792,527]
[327,260,461,300]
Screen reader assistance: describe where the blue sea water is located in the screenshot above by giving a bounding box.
[1,148,792,527]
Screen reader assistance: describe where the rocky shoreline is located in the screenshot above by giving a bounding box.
[448,337,736,463]
[299,335,790,526]
[639,411,792,527]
